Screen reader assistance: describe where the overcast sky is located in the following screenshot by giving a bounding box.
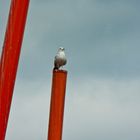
[0,0,140,140]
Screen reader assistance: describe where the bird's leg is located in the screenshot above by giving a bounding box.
[53,67,58,71]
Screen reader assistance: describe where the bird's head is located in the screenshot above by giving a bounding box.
[59,47,65,51]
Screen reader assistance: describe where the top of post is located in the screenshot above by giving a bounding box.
[53,69,67,74]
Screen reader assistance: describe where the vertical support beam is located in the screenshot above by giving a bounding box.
[0,0,30,140]
[48,70,68,140]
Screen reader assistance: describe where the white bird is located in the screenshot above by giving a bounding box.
[54,47,67,70]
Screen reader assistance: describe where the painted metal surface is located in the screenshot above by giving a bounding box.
[48,70,67,140]
[0,0,30,139]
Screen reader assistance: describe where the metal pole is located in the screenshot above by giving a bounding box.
[48,70,67,140]
[0,0,30,139]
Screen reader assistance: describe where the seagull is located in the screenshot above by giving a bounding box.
[54,47,67,70]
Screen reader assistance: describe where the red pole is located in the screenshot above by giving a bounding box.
[48,70,67,140]
[0,0,30,139]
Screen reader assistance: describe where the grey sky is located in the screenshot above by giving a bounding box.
[0,0,140,140]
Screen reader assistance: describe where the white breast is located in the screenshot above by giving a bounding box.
[54,50,67,69]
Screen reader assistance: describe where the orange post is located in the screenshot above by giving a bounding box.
[0,0,30,140]
[48,70,67,140]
